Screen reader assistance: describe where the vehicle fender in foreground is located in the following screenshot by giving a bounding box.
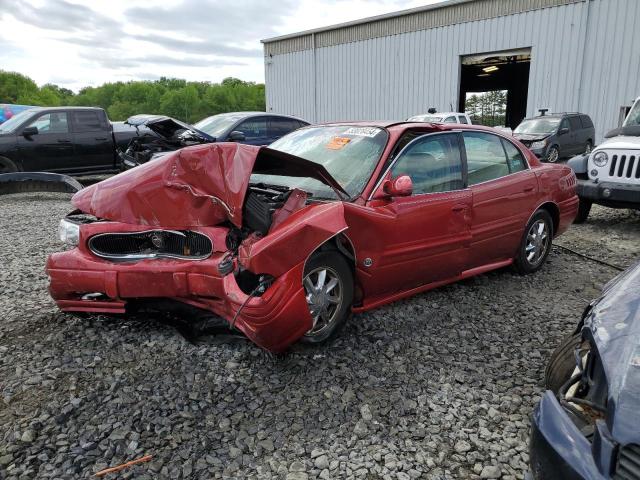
[567,154,589,175]
[238,202,348,277]
[0,172,83,195]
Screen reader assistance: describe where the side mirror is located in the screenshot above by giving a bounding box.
[228,130,246,142]
[558,127,569,136]
[383,175,413,197]
[22,126,38,137]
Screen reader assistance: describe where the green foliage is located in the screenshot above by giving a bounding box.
[465,90,507,127]
[0,70,266,123]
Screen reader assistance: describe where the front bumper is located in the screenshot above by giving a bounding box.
[46,240,313,353]
[529,391,617,479]
[576,179,640,207]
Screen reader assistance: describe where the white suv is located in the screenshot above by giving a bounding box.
[569,97,640,222]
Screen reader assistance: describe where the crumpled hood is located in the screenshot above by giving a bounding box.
[72,143,347,229]
[513,133,549,142]
[125,114,215,142]
[584,261,640,444]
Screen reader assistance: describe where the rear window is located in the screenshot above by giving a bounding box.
[73,111,106,132]
[580,115,594,129]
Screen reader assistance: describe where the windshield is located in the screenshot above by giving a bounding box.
[0,109,36,133]
[408,115,443,122]
[514,117,561,135]
[255,125,388,199]
[193,113,247,138]
[624,100,640,127]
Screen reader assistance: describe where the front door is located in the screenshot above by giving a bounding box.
[462,131,538,266]
[17,112,75,172]
[355,132,472,297]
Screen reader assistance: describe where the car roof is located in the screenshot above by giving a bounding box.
[319,120,504,135]
[199,111,309,123]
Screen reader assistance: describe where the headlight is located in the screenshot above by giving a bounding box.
[530,140,547,149]
[593,151,608,167]
[58,219,80,245]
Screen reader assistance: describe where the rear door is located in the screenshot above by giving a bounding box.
[71,110,114,172]
[16,111,75,172]
[361,132,472,296]
[463,131,538,266]
[568,116,584,154]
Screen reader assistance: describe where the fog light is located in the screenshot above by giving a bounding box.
[590,169,598,177]
[602,188,611,198]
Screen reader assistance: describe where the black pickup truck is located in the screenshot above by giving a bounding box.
[0,106,144,174]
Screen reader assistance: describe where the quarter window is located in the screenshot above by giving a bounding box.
[27,112,69,134]
[390,134,463,194]
[463,132,510,185]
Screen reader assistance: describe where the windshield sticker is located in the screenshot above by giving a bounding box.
[343,127,380,137]
[326,137,351,150]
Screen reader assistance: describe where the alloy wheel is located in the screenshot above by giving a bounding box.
[525,219,550,266]
[547,147,559,163]
[303,266,343,338]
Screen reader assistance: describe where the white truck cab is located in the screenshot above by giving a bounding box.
[568,96,640,222]
[407,112,472,125]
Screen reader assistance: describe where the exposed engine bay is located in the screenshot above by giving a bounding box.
[120,129,212,166]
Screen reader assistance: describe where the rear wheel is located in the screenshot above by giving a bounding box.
[301,251,353,344]
[574,198,592,224]
[0,157,18,173]
[545,333,584,393]
[514,210,553,274]
[546,146,560,163]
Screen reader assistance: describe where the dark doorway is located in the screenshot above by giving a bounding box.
[458,49,531,129]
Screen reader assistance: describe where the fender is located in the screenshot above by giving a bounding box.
[238,202,348,277]
[567,153,588,175]
[0,172,83,195]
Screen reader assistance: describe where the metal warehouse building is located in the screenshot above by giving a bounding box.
[262,0,640,143]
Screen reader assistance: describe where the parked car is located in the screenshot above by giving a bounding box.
[568,96,640,223]
[47,122,578,352]
[119,112,309,169]
[407,111,473,124]
[514,113,595,163]
[529,261,640,480]
[0,107,142,174]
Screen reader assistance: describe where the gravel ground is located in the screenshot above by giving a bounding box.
[0,194,638,480]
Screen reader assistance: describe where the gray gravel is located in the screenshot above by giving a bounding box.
[1,194,638,479]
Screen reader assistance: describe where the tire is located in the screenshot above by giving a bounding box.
[0,157,19,174]
[574,198,592,224]
[546,145,560,163]
[300,250,354,344]
[545,333,584,393]
[584,140,593,154]
[514,209,554,274]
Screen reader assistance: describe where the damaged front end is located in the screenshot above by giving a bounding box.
[46,143,349,352]
[118,115,216,170]
[529,262,640,479]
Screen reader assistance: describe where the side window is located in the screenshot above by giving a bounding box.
[27,112,69,134]
[235,118,267,139]
[580,115,593,129]
[390,134,463,194]
[463,132,510,185]
[268,118,297,138]
[444,116,456,123]
[73,111,105,133]
[560,118,570,131]
[501,139,527,173]
[568,116,582,131]
[458,115,468,124]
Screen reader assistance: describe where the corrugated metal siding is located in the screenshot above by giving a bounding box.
[264,0,584,56]
[264,0,640,143]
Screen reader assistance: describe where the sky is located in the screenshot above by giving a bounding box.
[0,0,441,92]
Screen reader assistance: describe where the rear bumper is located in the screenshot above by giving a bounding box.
[576,179,640,207]
[46,248,313,352]
[529,392,613,480]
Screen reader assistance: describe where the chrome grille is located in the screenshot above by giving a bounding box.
[89,230,212,260]
[615,443,640,480]
[608,154,640,180]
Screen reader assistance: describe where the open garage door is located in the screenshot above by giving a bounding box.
[459,49,531,130]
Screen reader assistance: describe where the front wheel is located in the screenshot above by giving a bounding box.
[584,140,593,154]
[546,146,560,163]
[301,251,353,344]
[514,210,554,274]
[0,157,18,173]
[574,198,592,224]
[545,333,585,393]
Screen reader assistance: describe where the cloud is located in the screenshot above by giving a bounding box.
[130,33,262,58]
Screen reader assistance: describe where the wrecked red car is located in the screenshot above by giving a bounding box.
[46,122,579,352]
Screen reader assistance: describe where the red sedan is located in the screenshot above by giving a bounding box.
[47,122,579,352]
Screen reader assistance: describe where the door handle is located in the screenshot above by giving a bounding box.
[57,139,71,144]
[94,137,108,141]
[451,204,467,213]
[523,185,535,193]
